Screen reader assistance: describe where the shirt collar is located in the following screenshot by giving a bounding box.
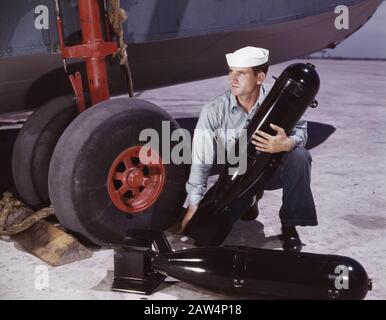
[231,84,266,114]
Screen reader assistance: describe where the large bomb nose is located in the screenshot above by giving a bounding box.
[283,62,320,96]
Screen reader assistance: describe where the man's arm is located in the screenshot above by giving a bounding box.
[251,118,308,153]
[289,117,308,148]
[181,104,218,231]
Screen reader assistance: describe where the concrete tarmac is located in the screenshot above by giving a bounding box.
[1,58,386,299]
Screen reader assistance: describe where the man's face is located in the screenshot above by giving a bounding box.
[228,66,265,97]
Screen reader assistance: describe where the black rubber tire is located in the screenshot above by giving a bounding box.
[48,97,189,245]
[12,95,77,209]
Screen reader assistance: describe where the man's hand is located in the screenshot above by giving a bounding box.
[252,123,295,153]
[180,206,198,233]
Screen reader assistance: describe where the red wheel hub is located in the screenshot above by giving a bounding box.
[107,146,165,213]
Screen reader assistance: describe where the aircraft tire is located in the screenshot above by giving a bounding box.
[48,97,189,245]
[12,95,77,209]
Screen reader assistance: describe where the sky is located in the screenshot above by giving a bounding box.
[310,0,386,59]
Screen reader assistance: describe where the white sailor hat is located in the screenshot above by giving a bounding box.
[226,46,269,68]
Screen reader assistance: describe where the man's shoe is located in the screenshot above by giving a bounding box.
[281,226,303,252]
[240,203,259,221]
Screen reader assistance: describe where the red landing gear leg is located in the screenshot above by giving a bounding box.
[55,0,118,110]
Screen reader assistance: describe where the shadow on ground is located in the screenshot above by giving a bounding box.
[223,220,282,249]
